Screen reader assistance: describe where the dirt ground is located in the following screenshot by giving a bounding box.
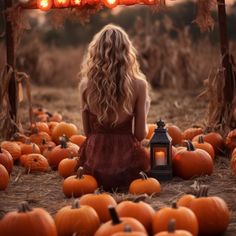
[1,86,235,235]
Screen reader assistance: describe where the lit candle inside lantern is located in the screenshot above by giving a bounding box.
[103,0,118,8]
[37,0,53,11]
[155,151,166,166]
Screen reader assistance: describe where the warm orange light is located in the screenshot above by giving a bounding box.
[37,0,53,11]
[71,0,82,5]
[103,0,118,8]
[54,0,70,7]
[143,0,157,4]
[155,151,166,166]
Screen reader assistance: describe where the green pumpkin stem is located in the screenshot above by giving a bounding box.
[76,167,84,179]
[124,224,132,232]
[198,136,204,144]
[109,206,121,225]
[72,200,80,209]
[18,201,32,213]
[167,219,176,233]
[186,141,195,151]
[139,171,148,180]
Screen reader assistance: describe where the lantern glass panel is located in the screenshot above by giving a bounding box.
[153,147,167,166]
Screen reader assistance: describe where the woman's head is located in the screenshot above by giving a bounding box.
[80,24,148,125]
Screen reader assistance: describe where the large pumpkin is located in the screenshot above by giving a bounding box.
[192,136,215,160]
[52,122,78,144]
[129,172,161,195]
[165,124,183,145]
[63,167,98,198]
[0,147,13,174]
[173,141,213,179]
[23,154,49,172]
[0,201,57,236]
[116,200,155,233]
[47,137,79,169]
[182,127,203,141]
[79,190,117,222]
[0,164,9,190]
[154,219,193,236]
[225,129,236,150]
[0,141,21,161]
[95,206,147,236]
[54,200,100,236]
[58,157,79,178]
[152,203,198,236]
[177,186,230,235]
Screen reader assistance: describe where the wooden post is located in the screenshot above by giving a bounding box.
[5,0,18,134]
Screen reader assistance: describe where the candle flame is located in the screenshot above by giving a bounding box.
[40,0,49,7]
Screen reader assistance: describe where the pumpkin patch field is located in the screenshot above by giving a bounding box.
[0,86,235,235]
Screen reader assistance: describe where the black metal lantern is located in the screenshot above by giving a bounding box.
[149,119,173,180]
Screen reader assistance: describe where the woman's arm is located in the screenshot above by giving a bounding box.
[134,80,149,141]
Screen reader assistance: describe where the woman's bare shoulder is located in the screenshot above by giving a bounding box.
[133,79,147,93]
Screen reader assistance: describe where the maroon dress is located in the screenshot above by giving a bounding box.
[78,110,150,191]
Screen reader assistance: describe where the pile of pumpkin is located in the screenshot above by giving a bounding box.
[0,185,230,236]
[146,123,236,179]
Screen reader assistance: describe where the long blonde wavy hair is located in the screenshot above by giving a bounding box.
[80,24,148,126]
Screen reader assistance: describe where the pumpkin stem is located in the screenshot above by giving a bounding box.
[167,219,176,233]
[109,206,121,225]
[76,167,84,179]
[171,202,178,209]
[71,200,80,209]
[124,224,132,232]
[18,201,32,213]
[186,140,195,151]
[139,171,148,180]
[60,136,68,149]
[46,111,53,117]
[94,189,101,195]
[198,136,204,144]
[42,139,46,145]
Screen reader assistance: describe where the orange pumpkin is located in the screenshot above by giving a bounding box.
[1,201,57,236]
[152,203,198,236]
[70,134,86,147]
[24,154,49,172]
[48,121,59,135]
[173,141,213,179]
[0,141,21,161]
[129,172,161,195]
[177,186,230,236]
[63,167,98,198]
[30,131,51,146]
[0,164,9,190]
[58,157,79,178]
[225,129,236,150]
[52,122,78,144]
[19,154,28,167]
[79,190,117,222]
[182,127,203,141]
[165,124,183,145]
[95,206,147,236]
[192,136,215,160]
[146,124,156,139]
[47,137,79,169]
[31,122,50,134]
[116,200,155,233]
[39,139,56,153]
[54,200,100,236]
[154,219,193,236]
[20,142,41,155]
[49,112,62,122]
[0,147,13,174]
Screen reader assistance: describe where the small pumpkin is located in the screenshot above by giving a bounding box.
[52,122,78,144]
[54,200,100,236]
[24,154,49,172]
[165,124,183,145]
[79,189,117,222]
[49,112,63,122]
[70,134,86,147]
[182,127,203,141]
[192,136,215,160]
[177,186,230,236]
[63,167,98,198]
[129,172,161,195]
[95,206,147,236]
[146,124,156,140]
[111,225,148,236]
[0,201,57,236]
[0,147,13,174]
[47,137,79,169]
[20,142,41,155]
[30,131,51,146]
[48,121,59,135]
[152,202,198,236]
[0,141,21,161]
[154,219,193,236]
[58,157,79,178]
[116,200,155,233]
[31,122,50,135]
[225,129,236,150]
[173,141,213,180]
[0,164,9,190]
